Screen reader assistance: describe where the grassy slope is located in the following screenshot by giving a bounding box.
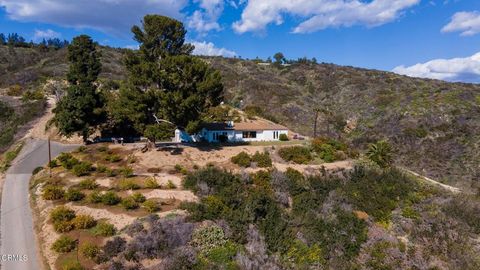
[206,57,480,188]
[1,45,479,188]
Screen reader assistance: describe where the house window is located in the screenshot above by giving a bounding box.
[273,131,278,139]
[242,131,257,138]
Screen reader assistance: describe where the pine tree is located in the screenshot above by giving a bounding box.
[111,15,223,135]
[53,35,104,142]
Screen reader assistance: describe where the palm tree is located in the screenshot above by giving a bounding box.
[366,140,394,168]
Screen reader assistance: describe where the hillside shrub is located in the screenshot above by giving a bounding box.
[72,162,92,176]
[61,259,84,270]
[53,220,75,233]
[102,237,126,257]
[131,192,146,203]
[142,199,160,213]
[166,180,177,189]
[285,240,324,268]
[51,235,77,253]
[42,185,65,200]
[144,178,159,189]
[231,151,251,167]
[279,134,288,141]
[64,188,85,201]
[50,206,76,223]
[32,166,43,175]
[96,165,107,173]
[311,137,348,162]
[190,225,227,256]
[78,179,98,190]
[121,197,139,210]
[87,191,103,204]
[92,221,116,236]
[104,153,121,163]
[344,166,416,224]
[366,140,394,168]
[80,243,100,259]
[252,151,272,167]
[101,191,121,205]
[117,179,140,190]
[57,153,79,169]
[119,166,134,178]
[278,146,312,164]
[72,215,96,229]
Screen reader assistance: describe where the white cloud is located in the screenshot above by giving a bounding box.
[232,0,420,34]
[33,29,61,41]
[0,0,187,36]
[191,41,236,57]
[392,52,480,83]
[187,0,224,34]
[442,11,480,36]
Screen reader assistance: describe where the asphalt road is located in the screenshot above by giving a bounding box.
[0,139,78,270]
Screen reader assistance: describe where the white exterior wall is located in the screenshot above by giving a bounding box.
[202,129,288,142]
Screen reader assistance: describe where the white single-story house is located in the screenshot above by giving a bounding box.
[198,120,289,143]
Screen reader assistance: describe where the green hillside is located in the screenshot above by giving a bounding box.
[1,45,479,189]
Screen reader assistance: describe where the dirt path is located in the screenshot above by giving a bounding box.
[400,168,461,193]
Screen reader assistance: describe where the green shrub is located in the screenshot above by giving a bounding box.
[57,153,79,169]
[91,222,116,236]
[317,144,336,162]
[285,240,324,268]
[117,179,140,190]
[142,199,160,213]
[96,165,107,173]
[76,146,87,153]
[166,180,177,189]
[119,166,134,178]
[97,146,108,152]
[53,220,75,233]
[190,225,227,255]
[231,151,251,167]
[48,160,58,168]
[80,243,100,259]
[279,134,288,141]
[101,191,121,205]
[401,206,420,220]
[51,235,77,253]
[144,178,159,189]
[106,168,118,177]
[50,206,76,223]
[366,140,394,168]
[32,166,43,175]
[61,259,84,270]
[72,162,92,177]
[42,185,65,200]
[78,179,98,190]
[121,197,139,210]
[252,151,272,167]
[72,215,96,229]
[104,154,121,163]
[174,164,189,175]
[278,146,312,164]
[87,191,103,204]
[64,188,85,201]
[131,192,146,203]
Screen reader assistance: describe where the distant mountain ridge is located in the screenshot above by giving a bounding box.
[1,45,479,189]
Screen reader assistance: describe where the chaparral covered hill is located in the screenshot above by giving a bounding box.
[1,45,479,189]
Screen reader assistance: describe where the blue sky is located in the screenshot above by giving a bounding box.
[1,0,480,82]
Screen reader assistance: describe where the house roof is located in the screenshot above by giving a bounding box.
[202,120,288,131]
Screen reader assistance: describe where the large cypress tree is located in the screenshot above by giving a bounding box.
[53,35,104,142]
[109,15,223,135]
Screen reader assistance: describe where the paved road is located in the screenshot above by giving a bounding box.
[0,139,78,270]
